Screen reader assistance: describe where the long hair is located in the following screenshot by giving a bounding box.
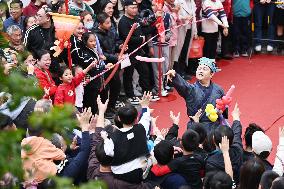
[238,158,265,189]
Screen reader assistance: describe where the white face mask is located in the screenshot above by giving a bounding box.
[85,21,94,30]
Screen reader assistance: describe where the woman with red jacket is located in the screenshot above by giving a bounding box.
[34,50,57,100]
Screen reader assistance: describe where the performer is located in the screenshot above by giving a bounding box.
[165,57,228,132]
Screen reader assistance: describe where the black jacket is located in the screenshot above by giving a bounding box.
[118,15,145,56]
[23,24,56,54]
[57,131,91,185]
[94,27,122,64]
[205,120,243,184]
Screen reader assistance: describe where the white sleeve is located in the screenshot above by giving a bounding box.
[273,137,284,176]
[138,109,152,135]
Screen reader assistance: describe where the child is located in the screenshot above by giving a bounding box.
[79,32,113,114]
[94,12,122,116]
[102,104,151,184]
[206,104,242,183]
[73,66,85,112]
[232,0,251,57]
[150,0,172,96]
[201,0,229,59]
[54,62,95,106]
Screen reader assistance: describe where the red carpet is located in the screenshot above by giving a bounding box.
[151,54,284,162]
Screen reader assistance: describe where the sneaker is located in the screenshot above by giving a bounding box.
[165,85,173,92]
[151,95,160,102]
[267,45,273,52]
[128,97,140,105]
[233,51,240,58]
[255,45,262,52]
[115,101,125,109]
[241,51,249,57]
[161,90,168,97]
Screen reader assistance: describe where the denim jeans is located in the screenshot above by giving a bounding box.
[254,3,276,46]
[233,16,251,52]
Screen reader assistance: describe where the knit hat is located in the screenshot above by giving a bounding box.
[198,57,221,73]
[252,131,272,155]
[124,0,138,6]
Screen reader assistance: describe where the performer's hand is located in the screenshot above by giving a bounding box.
[164,69,176,82]
[170,111,180,125]
[189,109,202,123]
[231,103,241,121]
[223,27,229,37]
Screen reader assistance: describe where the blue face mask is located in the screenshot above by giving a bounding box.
[85,21,94,30]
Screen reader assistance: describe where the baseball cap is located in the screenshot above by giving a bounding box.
[252,131,272,155]
[124,0,138,6]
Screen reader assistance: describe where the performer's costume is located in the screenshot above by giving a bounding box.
[171,58,227,133]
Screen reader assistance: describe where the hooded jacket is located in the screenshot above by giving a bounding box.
[21,136,66,183]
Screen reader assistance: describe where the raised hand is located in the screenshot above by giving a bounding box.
[219,136,230,153]
[189,109,202,123]
[70,136,79,150]
[170,111,180,125]
[139,91,152,108]
[97,95,109,114]
[76,107,92,131]
[164,69,176,82]
[231,103,241,121]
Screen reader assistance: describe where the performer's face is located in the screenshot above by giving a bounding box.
[196,65,213,81]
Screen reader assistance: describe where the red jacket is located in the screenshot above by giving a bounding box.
[54,72,85,106]
[23,2,42,17]
[34,67,57,99]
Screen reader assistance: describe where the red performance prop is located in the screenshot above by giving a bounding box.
[50,13,80,68]
[89,18,208,83]
[102,23,138,88]
[216,85,235,111]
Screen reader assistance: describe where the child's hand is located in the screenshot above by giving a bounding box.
[173,146,183,154]
[170,111,180,125]
[189,109,202,123]
[3,63,14,75]
[164,69,176,82]
[231,103,240,121]
[260,0,266,3]
[105,63,113,69]
[76,107,92,131]
[139,91,152,108]
[219,136,230,153]
[97,95,109,114]
[161,128,169,138]
[223,27,229,37]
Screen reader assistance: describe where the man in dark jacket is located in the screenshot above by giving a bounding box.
[205,104,243,184]
[50,108,92,185]
[118,0,154,105]
[165,57,228,133]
